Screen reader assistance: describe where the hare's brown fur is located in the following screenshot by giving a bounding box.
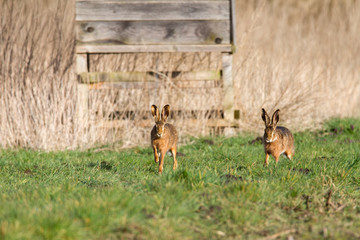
[151,105,178,174]
[262,109,294,166]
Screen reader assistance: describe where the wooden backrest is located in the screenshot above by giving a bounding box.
[75,0,235,53]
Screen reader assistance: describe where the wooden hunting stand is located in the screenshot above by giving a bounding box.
[75,0,237,129]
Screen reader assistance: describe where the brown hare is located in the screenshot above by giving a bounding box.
[151,104,178,174]
[261,108,294,166]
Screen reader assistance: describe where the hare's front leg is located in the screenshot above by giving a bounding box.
[264,153,269,167]
[285,150,293,160]
[170,147,178,170]
[158,149,166,174]
[153,145,159,163]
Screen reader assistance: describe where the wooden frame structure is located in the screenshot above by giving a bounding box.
[75,0,236,127]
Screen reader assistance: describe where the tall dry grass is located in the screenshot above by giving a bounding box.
[234,0,360,132]
[0,0,77,149]
[0,0,359,150]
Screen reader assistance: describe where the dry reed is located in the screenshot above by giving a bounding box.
[0,0,359,150]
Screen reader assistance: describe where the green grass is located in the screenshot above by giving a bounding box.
[1,118,360,239]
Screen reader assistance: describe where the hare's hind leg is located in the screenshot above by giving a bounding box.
[170,147,178,170]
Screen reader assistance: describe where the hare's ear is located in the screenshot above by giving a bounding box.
[161,104,170,122]
[151,105,160,122]
[261,108,270,126]
[271,109,280,126]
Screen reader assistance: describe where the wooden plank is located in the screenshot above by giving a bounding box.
[174,80,219,88]
[99,118,238,129]
[79,71,221,83]
[76,1,230,21]
[80,72,157,83]
[87,80,219,89]
[76,20,230,46]
[221,53,234,121]
[176,71,221,81]
[88,52,223,72]
[77,0,228,1]
[89,82,159,89]
[76,44,232,53]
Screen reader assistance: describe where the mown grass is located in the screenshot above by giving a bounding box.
[0,118,360,239]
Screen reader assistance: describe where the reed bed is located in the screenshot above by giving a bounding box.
[0,0,359,150]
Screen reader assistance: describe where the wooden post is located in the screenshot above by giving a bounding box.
[76,54,89,124]
[222,53,234,121]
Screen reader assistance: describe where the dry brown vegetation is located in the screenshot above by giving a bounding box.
[234,0,360,132]
[0,0,359,150]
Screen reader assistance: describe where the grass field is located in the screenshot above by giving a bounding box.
[0,118,359,239]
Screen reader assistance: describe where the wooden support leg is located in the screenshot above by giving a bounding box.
[76,54,89,125]
[77,84,89,123]
[222,53,234,122]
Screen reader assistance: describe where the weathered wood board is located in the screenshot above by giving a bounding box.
[79,71,221,83]
[87,80,219,90]
[100,119,239,130]
[76,1,230,21]
[76,44,232,53]
[75,0,234,53]
[76,20,230,45]
[88,52,222,72]
[74,0,237,126]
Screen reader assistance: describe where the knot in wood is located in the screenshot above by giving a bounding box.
[86,27,94,33]
[215,38,222,44]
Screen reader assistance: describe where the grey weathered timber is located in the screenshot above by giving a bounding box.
[76,20,230,45]
[88,82,160,90]
[74,0,237,128]
[76,53,88,74]
[221,53,234,121]
[100,118,238,130]
[76,44,232,53]
[87,80,218,90]
[78,0,229,1]
[79,71,221,83]
[75,0,234,53]
[76,1,230,21]
[76,54,89,123]
[174,80,219,88]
